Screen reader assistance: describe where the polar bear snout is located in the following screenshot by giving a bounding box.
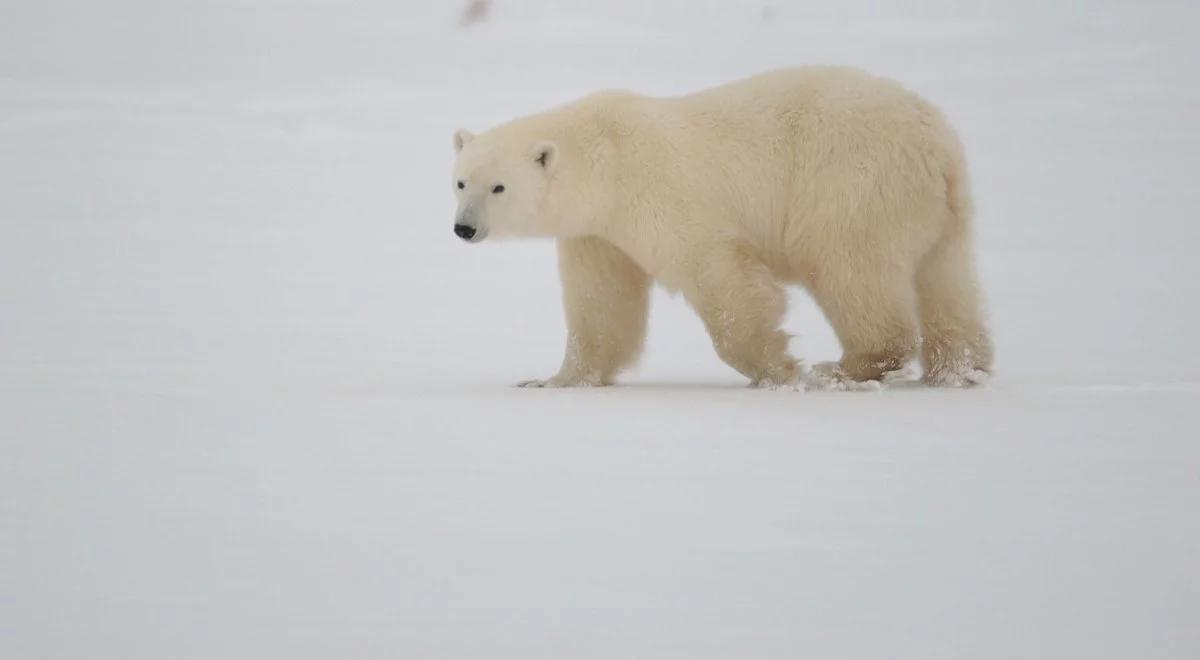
[453,204,488,243]
[454,223,478,241]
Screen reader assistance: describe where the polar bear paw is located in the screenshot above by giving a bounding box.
[516,374,604,388]
[804,362,885,392]
[748,362,804,391]
[922,366,990,388]
[749,376,805,392]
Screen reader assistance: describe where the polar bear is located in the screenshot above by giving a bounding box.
[451,67,992,389]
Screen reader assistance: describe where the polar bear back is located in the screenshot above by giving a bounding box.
[482,67,970,285]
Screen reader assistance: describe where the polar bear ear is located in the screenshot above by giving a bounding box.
[534,141,558,171]
[453,129,475,153]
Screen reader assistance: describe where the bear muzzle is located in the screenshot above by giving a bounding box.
[454,223,477,241]
[454,204,488,243]
[453,220,488,243]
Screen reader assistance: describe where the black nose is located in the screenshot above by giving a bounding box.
[454,224,476,240]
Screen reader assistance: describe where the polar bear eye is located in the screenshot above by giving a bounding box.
[456,180,465,190]
[492,184,505,194]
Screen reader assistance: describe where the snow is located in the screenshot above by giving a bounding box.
[3,0,1199,657]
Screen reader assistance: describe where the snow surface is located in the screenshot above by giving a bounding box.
[3,1,1199,657]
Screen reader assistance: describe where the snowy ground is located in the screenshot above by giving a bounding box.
[3,1,1199,657]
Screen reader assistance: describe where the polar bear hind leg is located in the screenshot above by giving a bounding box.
[807,257,921,386]
[915,225,993,387]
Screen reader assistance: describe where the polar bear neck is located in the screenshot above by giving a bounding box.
[514,91,666,240]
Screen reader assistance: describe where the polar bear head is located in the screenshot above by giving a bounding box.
[450,128,560,243]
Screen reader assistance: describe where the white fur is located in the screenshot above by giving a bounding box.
[452,67,993,387]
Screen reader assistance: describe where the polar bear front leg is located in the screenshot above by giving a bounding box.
[518,236,651,388]
[685,242,799,388]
